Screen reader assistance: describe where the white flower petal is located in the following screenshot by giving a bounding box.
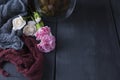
[23,24,36,36]
[35,17,41,23]
[12,15,26,31]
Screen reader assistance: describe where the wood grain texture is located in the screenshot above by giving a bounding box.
[1,0,120,80]
[0,63,28,80]
[55,0,120,80]
[110,0,120,44]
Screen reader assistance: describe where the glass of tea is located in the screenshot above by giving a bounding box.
[34,0,76,21]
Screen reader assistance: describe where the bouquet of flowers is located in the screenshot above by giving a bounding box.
[0,1,56,80]
[12,12,56,53]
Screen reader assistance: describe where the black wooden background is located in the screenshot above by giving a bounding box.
[0,0,120,80]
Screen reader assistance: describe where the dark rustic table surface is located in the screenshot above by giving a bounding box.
[0,0,120,80]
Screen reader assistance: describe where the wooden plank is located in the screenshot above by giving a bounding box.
[55,0,120,80]
[42,21,57,80]
[109,0,120,79]
[0,63,28,80]
[110,0,120,42]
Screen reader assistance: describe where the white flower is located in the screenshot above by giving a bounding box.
[35,17,41,23]
[12,15,26,31]
[23,21,36,36]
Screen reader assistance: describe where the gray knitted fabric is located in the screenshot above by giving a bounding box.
[0,30,24,50]
[0,0,27,50]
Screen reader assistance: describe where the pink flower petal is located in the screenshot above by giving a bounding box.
[37,35,55,53]
[35,26,51,40]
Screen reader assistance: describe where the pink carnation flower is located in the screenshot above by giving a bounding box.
[35,26,51,40]
[37,35,55,53]
[35,26,56,53]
